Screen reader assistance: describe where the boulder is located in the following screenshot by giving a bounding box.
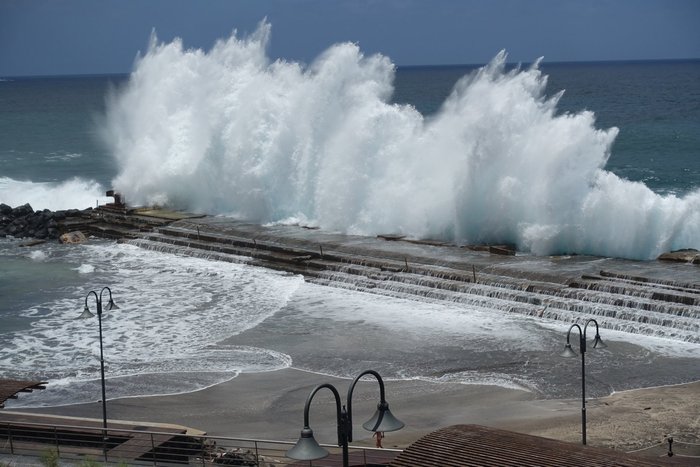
[12,203,33,217]
[52,210,67,221]
[658,249,700,264]
[59,231,88,244]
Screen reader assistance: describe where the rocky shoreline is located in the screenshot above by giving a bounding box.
[0,203,94,241]
[0,199,181,244]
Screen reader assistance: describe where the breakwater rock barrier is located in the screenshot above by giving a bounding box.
[0,203,94,241]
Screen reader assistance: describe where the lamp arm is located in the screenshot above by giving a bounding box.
[583,318,600,337]
[346,369,385,443]
[302,383,344,447]
[101,286,114,305]
[565,323,582,349]
[582,319,600,353]
[85,290,100,314]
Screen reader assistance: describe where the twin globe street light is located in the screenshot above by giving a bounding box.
[78,286,119,444]
[561,318,607,446]
[286,369,404,467]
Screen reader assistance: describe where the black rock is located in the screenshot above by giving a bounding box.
[29,214,44,227]
[12,203,33,217]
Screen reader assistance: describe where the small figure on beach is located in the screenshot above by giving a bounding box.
[373,431,384,448]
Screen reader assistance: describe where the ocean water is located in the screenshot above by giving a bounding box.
[1,23,699,408]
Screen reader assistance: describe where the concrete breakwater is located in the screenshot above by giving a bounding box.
[4,203,700,343]
[131,211,699,344]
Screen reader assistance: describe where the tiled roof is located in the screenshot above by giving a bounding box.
[390,424,689,466]
[0,379,47,408]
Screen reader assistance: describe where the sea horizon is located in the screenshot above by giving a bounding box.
[2,56,699,80]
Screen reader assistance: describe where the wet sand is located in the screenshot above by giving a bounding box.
[17,368,700,458]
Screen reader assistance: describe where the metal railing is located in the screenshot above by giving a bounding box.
[0,420,401,466]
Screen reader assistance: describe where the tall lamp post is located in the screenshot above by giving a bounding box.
[78,286,119,445]
[286,369,404,467]
[561,318,606,445]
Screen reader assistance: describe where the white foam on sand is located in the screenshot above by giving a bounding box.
[1,241,302,407]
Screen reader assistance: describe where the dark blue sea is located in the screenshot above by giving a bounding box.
[0,29,698,409]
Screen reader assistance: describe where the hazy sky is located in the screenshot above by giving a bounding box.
[1,0,699,77]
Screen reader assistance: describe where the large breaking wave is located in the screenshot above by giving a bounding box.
[102,21,700,260]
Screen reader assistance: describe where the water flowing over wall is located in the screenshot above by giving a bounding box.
[128,222,700,345]
[102,21,700,260]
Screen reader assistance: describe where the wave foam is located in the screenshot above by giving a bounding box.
[0,176,110,211]
[99,21,699,260]
[0,242,302,407]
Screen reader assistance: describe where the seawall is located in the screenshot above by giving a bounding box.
[6,203,700,343]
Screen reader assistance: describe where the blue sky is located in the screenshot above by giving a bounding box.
[1,0,699,77]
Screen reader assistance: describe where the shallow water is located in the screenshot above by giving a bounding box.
[2,235,698,408]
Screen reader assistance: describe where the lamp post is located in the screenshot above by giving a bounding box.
[79,286,119,447]
[561,318,606,445]
[286,369,404,467]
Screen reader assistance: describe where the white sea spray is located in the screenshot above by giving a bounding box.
[98,21,699,260]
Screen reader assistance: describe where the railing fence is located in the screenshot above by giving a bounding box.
[0,420,400,466]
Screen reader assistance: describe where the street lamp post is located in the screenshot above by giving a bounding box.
[561,318,606,445]
[79,286,119,448]
[286,369,404,467]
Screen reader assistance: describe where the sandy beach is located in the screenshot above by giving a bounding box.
[16,367,700,460]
